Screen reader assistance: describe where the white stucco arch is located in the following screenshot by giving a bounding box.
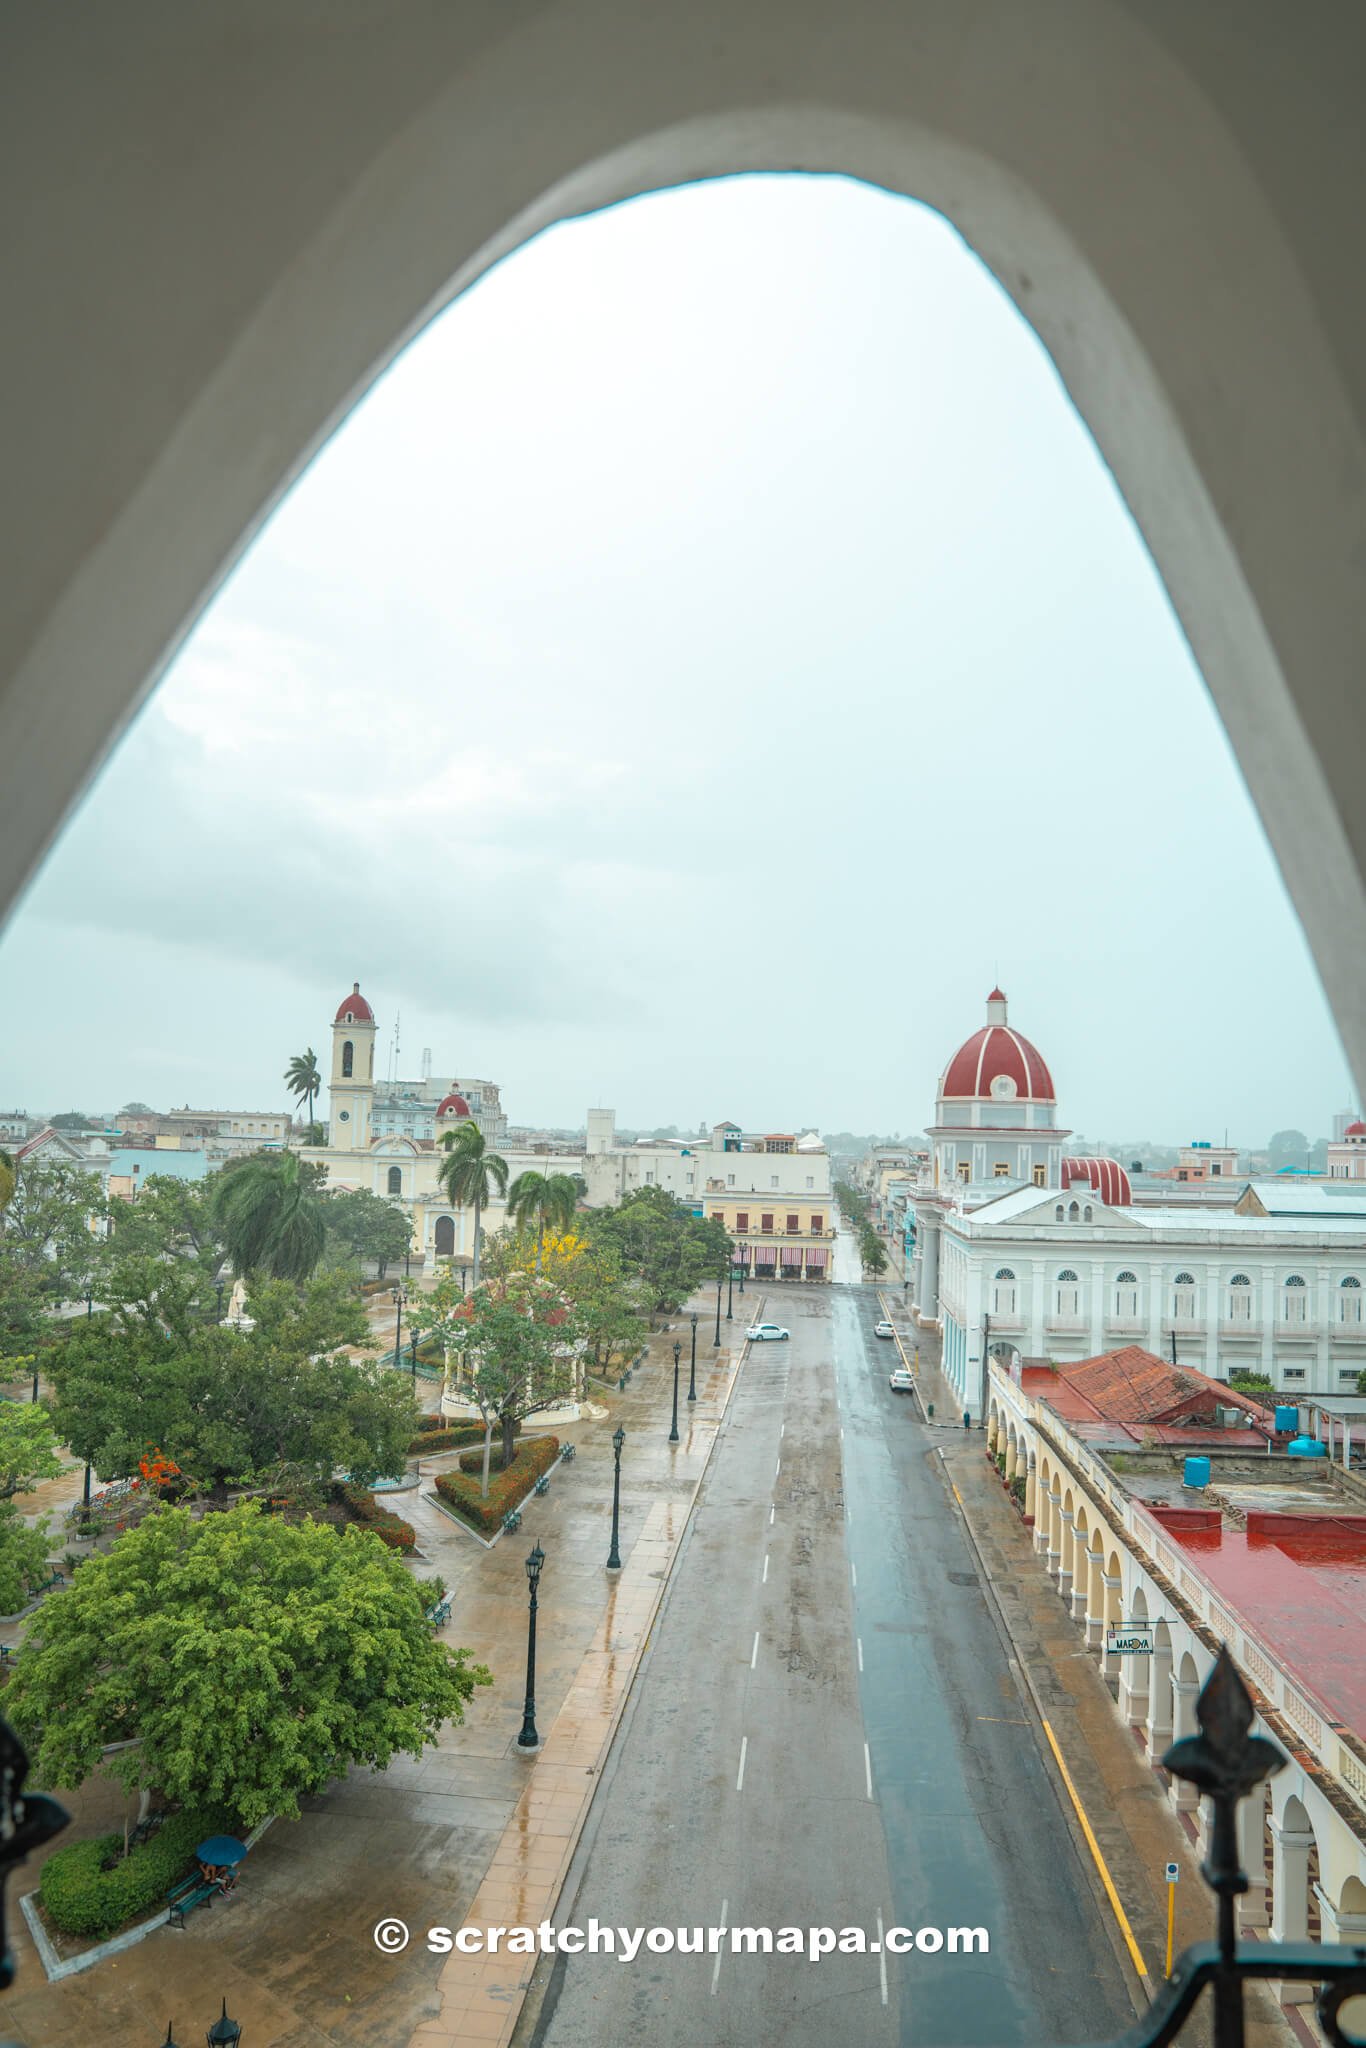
[4,3,1366,1104]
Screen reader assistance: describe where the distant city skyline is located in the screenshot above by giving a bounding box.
[0,176,1353,1138]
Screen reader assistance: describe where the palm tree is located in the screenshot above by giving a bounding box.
[212,1150,326,1282]
[437,1123,508,1290]
[507,1170,581,1271]
[283,1047,322,1134]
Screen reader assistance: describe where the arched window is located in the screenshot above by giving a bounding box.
[342,1039,354,1078]
[1340,1275,1362,1325]
[387,1165,402,1196]
[1281,1273,1307,1323]
[434,1215,455,1258]
[992,1267,1017,1317]
[1227,1273,1253,1323]
[1172,1271,1196,1321]
[1055,1269,1081,1318]
[1055,1205,1064,1222]
[1113,1270,1139,1319]
[1067,1200,1080,1221]
[1084,1205,1093,1222]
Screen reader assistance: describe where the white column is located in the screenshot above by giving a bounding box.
[1118,1640,1150,1726]
[1237,1793,1269,1931]
[1088,1257,1105,1358]
[1069,1530,1090,1622]
[1168,1678,1200,1811]
[1268,1814,1316,2003]
[1259,1257,1275,1381]
[1146,1644,1173,1757]
[1316,1885,1366,1944]
[1055,1509,1074,1598]
[1099,1572,1123,1673]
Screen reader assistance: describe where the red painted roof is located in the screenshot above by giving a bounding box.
[334,982,374,1025]
[435,1093,471,1119]
[987,986,1007,1002]
[941,1024,1055,1101]
[1346,1121,1366,1137]
[1154,1509,1366,1739]
[1061,1155,1133,1206]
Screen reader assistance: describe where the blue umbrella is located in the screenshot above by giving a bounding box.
[196,1835,247,1867]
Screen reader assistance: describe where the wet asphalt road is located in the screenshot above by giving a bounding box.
[528,1277,1133,2048]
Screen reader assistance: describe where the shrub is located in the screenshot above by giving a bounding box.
[41,1807,233,1939]
[407,1423,504,1457]
[435,1436,560,1536]
[336,1484,415,1552]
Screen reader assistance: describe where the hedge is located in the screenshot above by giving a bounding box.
[435,1435,560,1536]
[41,1808,233,1939]
[407,1421,521,1457]
[336,1484,416,1552]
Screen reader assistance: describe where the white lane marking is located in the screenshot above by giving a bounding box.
[851,1561,858,1588]
[857,1637,864,1672]
[877,1911,888,2002]
[864,1742,873,1800]
[711,1900,728,1995]
[840,1426,845,1440]
[775,1459,781,1479]
[736,1737,748,1793]
[750,1631,759,1669]
[780,1422,785,1438]
[769,1503,775,1524]
[762,1553,769,1583]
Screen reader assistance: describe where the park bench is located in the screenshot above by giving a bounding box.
[501,1508,522,1534]
[166,1875,219,1928]
[559,1444,575,1463]
[425,1596,452,1628]
[532,1475,550,1496]
[34,1569,64,1595]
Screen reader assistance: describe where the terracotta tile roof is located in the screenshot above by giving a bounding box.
[1043,1346,1270,1428]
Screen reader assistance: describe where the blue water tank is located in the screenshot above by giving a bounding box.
[1183,1455,1211,1489]
[1287,1436,1328,1459]
[1274,1405,1299,1435]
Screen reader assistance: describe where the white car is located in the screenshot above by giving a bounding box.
[746,1322,790,1342]
[889,1369,915,1393]
[874,1320,895,1339]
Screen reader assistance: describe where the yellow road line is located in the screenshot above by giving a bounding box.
[1040,1717,1148,1979]
[952,1484,963,1505]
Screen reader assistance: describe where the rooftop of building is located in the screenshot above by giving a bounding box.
[1020,1348,1366,1737]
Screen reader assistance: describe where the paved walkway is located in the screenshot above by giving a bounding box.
[1,1296,750,2047]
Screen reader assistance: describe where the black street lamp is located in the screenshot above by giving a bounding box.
[85,1290,93,1319]
[391,1284,406,1369]
[82,1460,92,1512]
[688,1312,698,1402]
[606,1426,625,1570]
[713,1272,722,1348]
[517,1543,545,1749]
[214,1281,225,1321]
[206,2000,242,2046]
[30,1360,39,1405]
[669,1342,681,1444]
[409,1331,419,1388]
[726,1264,734,1321]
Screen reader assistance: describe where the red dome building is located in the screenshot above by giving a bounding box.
[435,1091,471,1122]
[927,988,1071,1190]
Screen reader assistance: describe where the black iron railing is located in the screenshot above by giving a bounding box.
[0,1716,68,1997]
[1098,1647,1366,2048]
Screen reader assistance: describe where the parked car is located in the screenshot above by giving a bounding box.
[874,1320,895,1338]
[746,1322,790,1342]
[889,1368,914,1393]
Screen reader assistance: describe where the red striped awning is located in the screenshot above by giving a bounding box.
[805,1246,828,1267]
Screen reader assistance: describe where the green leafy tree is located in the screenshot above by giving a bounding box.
[100,1172,223,1283]
[47,1113,89,1132]
[324,1187,412,1279]
[437,1122,508,1290]
[0,1404,63,1499]
[432,1273,577,1486]
[1267,1128,1311,1172]
[284,1047,322,1131]
[211,1148,326,1282]
[584,1186,731,1315]
[506,1170,580,1271]
[48,1264,409,1501]
[7,1502,490,1826]
[0,1157,105,1362]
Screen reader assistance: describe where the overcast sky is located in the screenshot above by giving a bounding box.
[0,176,1352,1144]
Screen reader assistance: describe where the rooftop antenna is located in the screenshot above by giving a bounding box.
[421,1046,432,1083]
[389,1011,401,1087]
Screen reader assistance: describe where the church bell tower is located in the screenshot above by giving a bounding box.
[329,982,376,1153]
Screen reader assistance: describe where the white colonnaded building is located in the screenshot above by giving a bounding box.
[908,990,1366,1415]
